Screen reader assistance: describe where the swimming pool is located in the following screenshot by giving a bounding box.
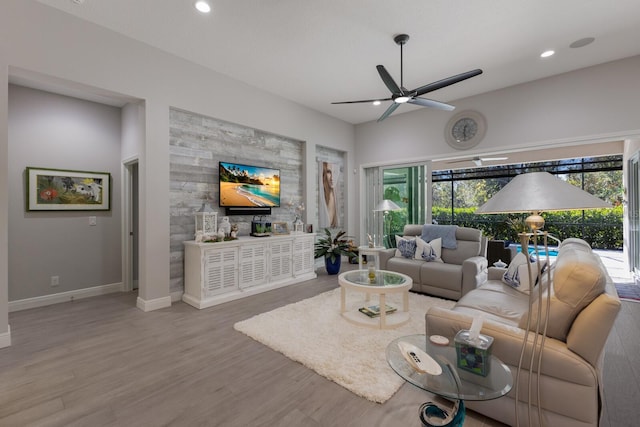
[514,244,559,257]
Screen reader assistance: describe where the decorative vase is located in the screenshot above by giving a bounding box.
[325,255,341,275]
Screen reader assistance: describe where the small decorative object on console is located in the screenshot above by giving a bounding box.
[272,221,290,235]
[195,202,217,241]
[251,215,271,236]
[219,216,231,236]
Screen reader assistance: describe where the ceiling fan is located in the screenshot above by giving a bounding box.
[331,34,483,122]
[447,156,509,167]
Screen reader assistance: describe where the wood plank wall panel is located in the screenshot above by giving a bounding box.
[169,108,303,294]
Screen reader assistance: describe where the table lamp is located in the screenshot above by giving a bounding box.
[374,199,402,248]
[475,171,609,427]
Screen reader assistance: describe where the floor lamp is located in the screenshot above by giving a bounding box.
[475,172,609,427]
[374,199,402,248]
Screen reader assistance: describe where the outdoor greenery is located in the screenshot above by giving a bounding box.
[432,206,623,249]
[381,156,624,250]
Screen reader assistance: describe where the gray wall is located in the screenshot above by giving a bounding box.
[353,56,640,240]
[0,0,355,335]
[8,85,122,301]
[169,108,304,293]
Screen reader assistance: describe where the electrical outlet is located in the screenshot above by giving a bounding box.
[89,216,97,226]
[50,276,59,287]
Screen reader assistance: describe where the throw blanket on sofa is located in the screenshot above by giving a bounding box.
[422,224,458,249]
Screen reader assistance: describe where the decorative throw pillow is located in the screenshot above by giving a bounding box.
[395,236,417,258]
[415,237,443,262]
[502,252,546,294]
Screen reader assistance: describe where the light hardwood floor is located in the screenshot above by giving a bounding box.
[1,268,638,426]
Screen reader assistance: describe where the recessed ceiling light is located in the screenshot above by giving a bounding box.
[570,37,595,49]
[373,100,381,106]
[540,50,555,58]
[195,1,211,13]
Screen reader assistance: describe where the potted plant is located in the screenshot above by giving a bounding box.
[507,216,529,239]
[314,228,356,275]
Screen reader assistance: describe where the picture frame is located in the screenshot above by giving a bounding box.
[272,221,290,235]
[26,167,111,211]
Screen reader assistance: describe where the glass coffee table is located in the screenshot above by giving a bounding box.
[338,269,412,329]
[386,334,513,427]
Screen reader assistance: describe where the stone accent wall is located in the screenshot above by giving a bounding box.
[169,108,303,293]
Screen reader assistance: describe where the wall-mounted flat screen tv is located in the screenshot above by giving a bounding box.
[219,161,281,208]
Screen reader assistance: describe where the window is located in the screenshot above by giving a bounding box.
[432,156,623,249]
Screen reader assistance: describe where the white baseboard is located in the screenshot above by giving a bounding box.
[136,295,172,312]
[0,325,11,348]
[9,282,124,312]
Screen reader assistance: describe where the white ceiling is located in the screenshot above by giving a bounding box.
[37,0,640,124]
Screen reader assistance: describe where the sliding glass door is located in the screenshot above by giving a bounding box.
[363,162,431,248]
[629,153,640,275]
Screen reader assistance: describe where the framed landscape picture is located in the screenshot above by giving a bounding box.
[272,221,289,235]
[26,167,111,211]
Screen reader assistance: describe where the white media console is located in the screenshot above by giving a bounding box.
[183,233,317,309]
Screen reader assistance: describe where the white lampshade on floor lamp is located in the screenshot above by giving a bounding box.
[374,199,402,248]
[475,172,609,427]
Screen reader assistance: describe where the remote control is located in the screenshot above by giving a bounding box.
[398,341,442,375]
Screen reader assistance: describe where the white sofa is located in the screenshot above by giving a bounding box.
[425,237,621,426]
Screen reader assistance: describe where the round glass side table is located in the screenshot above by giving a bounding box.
[386,334,513,427]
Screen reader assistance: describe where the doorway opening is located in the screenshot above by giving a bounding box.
[123,159,139,291]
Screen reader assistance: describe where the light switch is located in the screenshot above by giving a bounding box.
[89,216,97,226]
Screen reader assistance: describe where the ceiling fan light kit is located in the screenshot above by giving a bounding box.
[331,34,483,122]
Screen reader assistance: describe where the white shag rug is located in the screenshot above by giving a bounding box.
[233,287,455,403]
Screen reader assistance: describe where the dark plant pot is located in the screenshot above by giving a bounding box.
[325,255,341,275]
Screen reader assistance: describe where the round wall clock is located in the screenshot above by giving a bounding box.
[444,111,487,150]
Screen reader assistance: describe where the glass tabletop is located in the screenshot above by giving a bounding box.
[386,334,513,401]
[340,269,408,288]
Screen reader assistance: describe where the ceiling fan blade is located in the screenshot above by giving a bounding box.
[413,69,483,97]
[331,97,392,105]
[377,102,400,122]
[446,156,509,165]
[376,65,402,95]
[480,157,509,162]
[408,97,455,111]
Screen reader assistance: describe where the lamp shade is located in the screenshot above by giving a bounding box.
[374,199,402,211]
[475,172,610,214]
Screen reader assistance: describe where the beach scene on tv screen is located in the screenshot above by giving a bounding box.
[219,162,280,207]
